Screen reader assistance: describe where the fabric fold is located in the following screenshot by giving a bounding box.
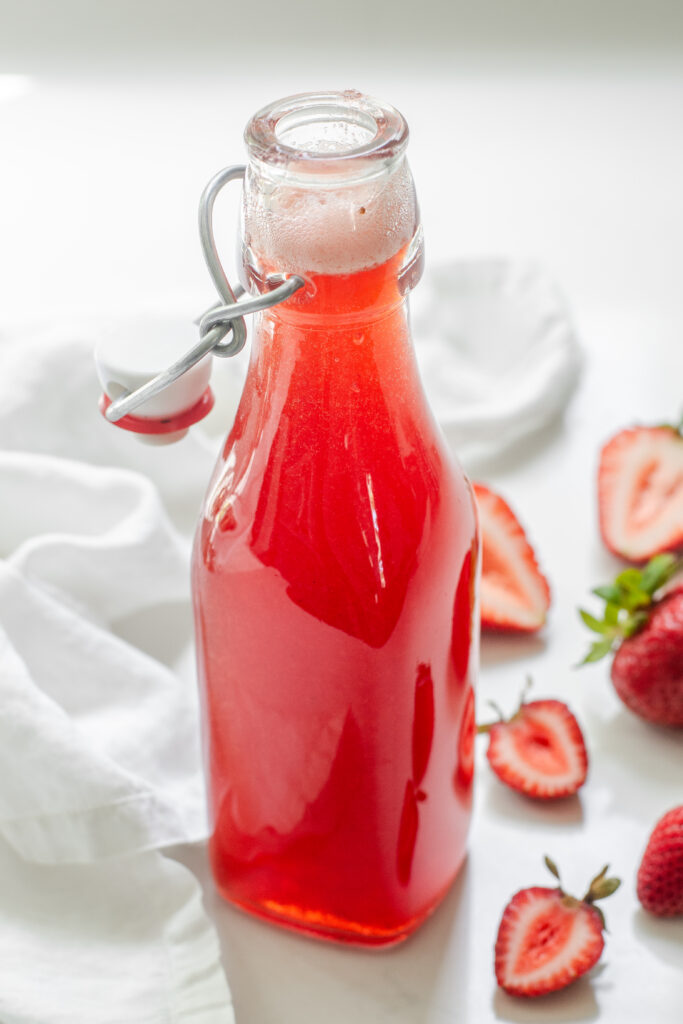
[0,837,234,1024]
[0,328,226,1021]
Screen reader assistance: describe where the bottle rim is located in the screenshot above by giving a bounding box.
[244,90,409,184]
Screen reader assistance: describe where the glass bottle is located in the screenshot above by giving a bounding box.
[192,91,479,946]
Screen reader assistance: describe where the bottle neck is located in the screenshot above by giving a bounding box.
[241,148,418,282]
[221,244,436,518]
[243,228,424,331]
[244,263,421,431]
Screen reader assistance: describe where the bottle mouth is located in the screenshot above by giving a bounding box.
[244,90,409,183]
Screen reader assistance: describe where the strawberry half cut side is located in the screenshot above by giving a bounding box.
[473,483,551,632]
[495,859,620,997]
[479,686,588,799]
[598,423,683,562]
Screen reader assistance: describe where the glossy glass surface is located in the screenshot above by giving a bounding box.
[192,246,479,945]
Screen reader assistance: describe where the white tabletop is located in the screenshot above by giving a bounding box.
[2,22,682,1023]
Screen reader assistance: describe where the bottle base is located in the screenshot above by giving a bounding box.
[214,872,460,948]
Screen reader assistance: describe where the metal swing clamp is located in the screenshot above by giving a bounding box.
[102,165,304,426]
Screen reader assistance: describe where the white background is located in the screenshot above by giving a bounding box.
[1,2,682,1021]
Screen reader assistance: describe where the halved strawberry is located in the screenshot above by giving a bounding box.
[598,422,683,562]
[495,858,620,997]
[479,683,588,799]
[473,483,550,632]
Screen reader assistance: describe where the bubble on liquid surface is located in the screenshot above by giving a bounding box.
[243,158,418,276]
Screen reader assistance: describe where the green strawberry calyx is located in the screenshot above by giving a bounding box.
[544,856,621,930]
[657,411,683,438]
[578,553,681,665]
[476,676,533,735]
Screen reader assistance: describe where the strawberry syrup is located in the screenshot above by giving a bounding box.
[192,247,478,945]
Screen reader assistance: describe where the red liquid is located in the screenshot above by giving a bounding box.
[192,248,479,945]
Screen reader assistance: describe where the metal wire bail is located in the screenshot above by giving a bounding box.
[104,165,304,423]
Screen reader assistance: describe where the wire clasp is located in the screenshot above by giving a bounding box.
[104,165,304,423]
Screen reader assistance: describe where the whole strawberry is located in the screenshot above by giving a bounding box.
[495,857,620,997]
[637,806,683,917]
[579,554,683,726]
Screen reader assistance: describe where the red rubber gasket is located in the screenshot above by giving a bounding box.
[99,387,215,435]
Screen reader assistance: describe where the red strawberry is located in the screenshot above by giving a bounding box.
[598,422,683,562]
[612,588,683,724]
[579,554,683,726]
[478,683,588,799]
[637,806,683,917]
[473,483,551,633]
[495,858,620,997]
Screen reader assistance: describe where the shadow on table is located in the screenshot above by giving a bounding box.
[492,972,600,1022]
[580,702,683,794]
[208,853,473,1024]
[480,633,547,669]
[632,908,683,970]
[484,782,584,827]
[491,974,598,1024]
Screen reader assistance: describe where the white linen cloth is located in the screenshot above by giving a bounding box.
[0,325,233,1024]
[0,260,579,1023]
[411,260,582,464]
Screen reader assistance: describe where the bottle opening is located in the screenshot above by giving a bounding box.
[245,90,408,182]
[242,90,419,279]
[274,105,378,155]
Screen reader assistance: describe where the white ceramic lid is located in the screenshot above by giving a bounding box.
[94,315,212,420]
